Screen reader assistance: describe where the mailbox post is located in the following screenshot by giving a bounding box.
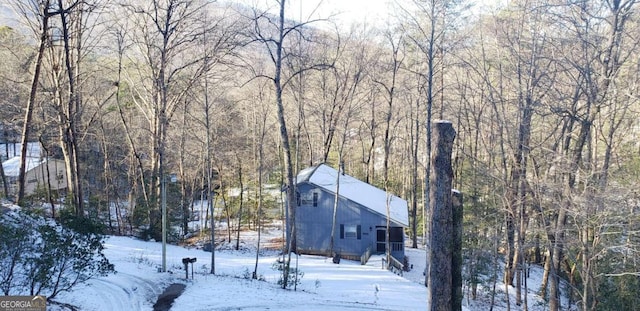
[182,258,189,279]
[182,257,197,279]
[190,257,197,279]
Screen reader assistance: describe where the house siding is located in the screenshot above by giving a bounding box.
[2,158,66,196]
[25,159,67,195]
[295,182,405,261]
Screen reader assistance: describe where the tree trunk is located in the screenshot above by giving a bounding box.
[451,190,463,311]
[0,137,8,198]
[328,160,341,257]
[236,157,243,251]
[17,0,51,205]
[57,0,84,217]
[273,0,297,256]
[178,108,189,237]
[410,98,420,248]
[427,121,456,311]
[253,99,268,279]
[209,187,216,275]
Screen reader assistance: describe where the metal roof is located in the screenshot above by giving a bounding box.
[296,164,409,227]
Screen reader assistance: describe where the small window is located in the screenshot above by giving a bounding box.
[299,191,316,206]
[340,224,361,240]
[345,225,357,238]
[27,178,37,184]
[296,192,301,206]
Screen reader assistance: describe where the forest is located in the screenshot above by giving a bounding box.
[0,0,639,310]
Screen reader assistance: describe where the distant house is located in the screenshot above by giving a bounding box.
[0,142,41,160]
[1,156,67,196]
[294,164,409,263]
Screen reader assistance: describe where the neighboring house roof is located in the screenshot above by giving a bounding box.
[0,142,41,159]
[2,156,47,177]
[296,164,409,227]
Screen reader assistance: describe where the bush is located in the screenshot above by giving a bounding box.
[59,207,106,235]
[0,210,114,300]
[272,259,303,289]
[0,215,34,295]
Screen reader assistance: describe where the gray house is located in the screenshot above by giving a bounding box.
[1,142,67,197]
[294,164,409,263]
[2,156,67,196]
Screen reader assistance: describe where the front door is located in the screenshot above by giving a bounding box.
[376,228,386,252]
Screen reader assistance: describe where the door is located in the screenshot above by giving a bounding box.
[376,228,386,252]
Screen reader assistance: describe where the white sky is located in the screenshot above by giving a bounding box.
[287,0,392,25]
[234,0,394,28]
[233,0,506,30]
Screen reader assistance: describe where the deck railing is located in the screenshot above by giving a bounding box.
[360,247,372,265]
[381,255,405,275]
[388,256,404,275]
[390,241,403,252]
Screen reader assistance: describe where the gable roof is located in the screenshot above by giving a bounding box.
[2,156,47,177]
[296,164,409,227]
[0,142,41,159]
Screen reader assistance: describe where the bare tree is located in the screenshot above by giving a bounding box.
[121,0,216,239]
[0,26,30,199]
[482,5,555,309]
[106,17,153,233]
[371,28,404,267]
[395,0,469,254]
[247,0,333,288]
[540,0,639,309]
[248,80,276,279]
[8,0,56,205]
[325,28,367,255]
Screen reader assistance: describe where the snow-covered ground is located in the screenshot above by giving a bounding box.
[47,225,567,311]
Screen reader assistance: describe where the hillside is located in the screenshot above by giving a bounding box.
[42,225,569,311]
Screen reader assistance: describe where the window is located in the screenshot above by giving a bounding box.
[296,192,301,206]
[392,243,404,251]
[389,227,403,242]
[27,178,37,184]
[340,224,361,240]
[344,225,357,238]
[299,191,318,206]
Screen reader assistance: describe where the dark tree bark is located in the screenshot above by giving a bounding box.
[451,190,463,311]
[427,121,456,311]
[0,127,9,198]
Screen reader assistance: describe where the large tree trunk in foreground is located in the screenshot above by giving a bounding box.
[427,121,456,311]
[451,190,463,311]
